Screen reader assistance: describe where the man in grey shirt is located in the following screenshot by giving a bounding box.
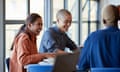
[39,9,78,53]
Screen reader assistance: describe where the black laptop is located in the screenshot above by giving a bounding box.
[52,52,80,72]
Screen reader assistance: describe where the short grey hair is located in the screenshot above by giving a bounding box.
[56,9,71,19]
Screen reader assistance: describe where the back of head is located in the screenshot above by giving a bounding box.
[118,5,120,20]
[102,5,119,26]
[56,9,71,20]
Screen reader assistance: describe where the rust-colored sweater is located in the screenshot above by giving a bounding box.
[10,32,44,72]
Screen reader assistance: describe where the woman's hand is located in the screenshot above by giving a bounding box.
[45,53,56,58]
[41,53,56,59]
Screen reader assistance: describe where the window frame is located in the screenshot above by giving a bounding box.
[3,0,101,71]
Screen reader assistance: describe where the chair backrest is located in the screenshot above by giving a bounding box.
[27,64,53,72]
[5,58,10,72]
[91,68,120,72]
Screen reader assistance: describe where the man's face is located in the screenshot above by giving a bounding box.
[118,20,120,28]
[57,14,72,32]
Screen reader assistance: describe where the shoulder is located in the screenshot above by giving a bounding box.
[43,28,53,36]
[90,29,107,37]
[17,32,29,41]
[91,28,120,37]
[44,27,57,36]
[42,27,56,40]
[86,30,106,41]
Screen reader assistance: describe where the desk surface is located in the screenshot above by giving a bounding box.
[24,64,53,69]
[25,64,86,72]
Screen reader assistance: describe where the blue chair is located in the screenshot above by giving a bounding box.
[26,64,53,72]
[91,68,120,72]
[5,58,10,72]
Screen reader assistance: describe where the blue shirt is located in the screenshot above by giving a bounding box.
[39,26,77,53]
[78,26,120,70]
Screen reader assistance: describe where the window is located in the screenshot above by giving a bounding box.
[90,1,97,21]
[81,0,99,43]
[81,23,88,44]
[30,0,44,21]
[5,0,44,59]
[6,0,27,20]
[68,23,79,44]
[68,0,78,21]
[90,23,97,33]
[68,0,79,45]
[5,24,23,58]
[107,0,120,5]
[53,0,64,21]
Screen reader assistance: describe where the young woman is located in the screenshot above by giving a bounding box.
[10,13,55,72]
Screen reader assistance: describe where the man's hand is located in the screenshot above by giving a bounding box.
[54,49,67,55]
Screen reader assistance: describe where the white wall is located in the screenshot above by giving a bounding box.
[0,0,4,71]
[101,0,120,7]
[108,0,120,5]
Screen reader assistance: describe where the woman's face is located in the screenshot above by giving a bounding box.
[29,18,43,36]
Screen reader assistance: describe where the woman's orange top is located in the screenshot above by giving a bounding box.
[10,32,44,72]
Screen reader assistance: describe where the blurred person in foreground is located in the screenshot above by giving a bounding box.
[117,5,120,28]
[78,5,120,71]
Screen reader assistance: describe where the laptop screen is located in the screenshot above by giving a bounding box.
[53,52,80,72]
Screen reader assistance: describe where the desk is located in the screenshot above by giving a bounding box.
[25,55,82,72]
[25,64,53,72]
[25,64,87,72]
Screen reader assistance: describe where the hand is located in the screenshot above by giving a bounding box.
[54,49,68,55]
[43,53,56,58]
[79,45,84,48]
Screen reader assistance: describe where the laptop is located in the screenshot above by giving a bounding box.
[52,52,80,72]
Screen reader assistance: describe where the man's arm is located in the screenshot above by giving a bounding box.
[39,30,56,52]
[65,34,78,51]
[40,30,65,53]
